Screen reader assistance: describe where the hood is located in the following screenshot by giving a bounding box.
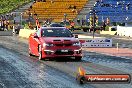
[41,37,79,44]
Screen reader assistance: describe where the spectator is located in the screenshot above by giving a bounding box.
[0,20,1,30]
[42,0,46,2]
[126,3,130,10]
[1,20,4,30]
[73,5,77,12]
[12,25,15,34]
[126,5,129,11]
[81,18,85,26]
[30,5,32,9]
[127,2,130,7]
[77,18,80,25]
[13,20,16,24]
[51,0,54,3]
[106,17,110,26]
[68,5,72,9]
[33,0,36,3]
[73,5,76,9]
[100,0,103,3]
[3,20,6,31]
[96,0,99,3]
[15,24,21,34]
[36,0,41,2]
[6,20,9,30]
[70,21,75,31]
[102,21,106,30]
[72,9,76,13]
[117,2,119,5]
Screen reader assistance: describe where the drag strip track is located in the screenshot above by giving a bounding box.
[0,46,91,88]
[0,35,132,88]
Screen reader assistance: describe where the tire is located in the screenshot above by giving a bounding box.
[76,75,86,84]
[75,57,82,61]
[38,45,42,60]
[28,48,33,56]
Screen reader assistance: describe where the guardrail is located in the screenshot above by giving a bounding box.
[100,31,117,35]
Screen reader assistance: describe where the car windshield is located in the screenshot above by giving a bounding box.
[50,23,64,27]
[41,28,73,37]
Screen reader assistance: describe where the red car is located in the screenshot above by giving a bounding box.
[29,27,82,60]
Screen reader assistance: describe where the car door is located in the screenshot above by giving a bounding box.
[29,33,35,54]
[32,30,41,56]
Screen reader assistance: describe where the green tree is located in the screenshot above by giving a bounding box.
[0,0,31,14]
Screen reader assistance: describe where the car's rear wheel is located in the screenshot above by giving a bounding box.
[75,57,82,61]
[38,45,42,60]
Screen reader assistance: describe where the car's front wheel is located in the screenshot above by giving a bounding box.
[76,74,86,84]
[38,45,42,60]
[28,48,33,56]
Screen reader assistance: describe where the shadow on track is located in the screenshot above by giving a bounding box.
[29,55,83,62]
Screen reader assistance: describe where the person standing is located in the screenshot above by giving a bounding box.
[0,19,2,30]
[106,17,110,26]
[3,20,5,31]
[5,20,9,31]
[1,20,4,31]
[77,18,80,25]
[70,21,75,31]
[102,20,106,31]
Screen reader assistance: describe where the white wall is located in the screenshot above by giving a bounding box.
[117,26,132,37]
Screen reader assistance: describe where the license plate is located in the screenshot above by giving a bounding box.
[61,50,68,52]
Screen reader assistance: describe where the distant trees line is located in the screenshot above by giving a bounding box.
[0,0,31,14]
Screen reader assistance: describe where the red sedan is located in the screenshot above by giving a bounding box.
[29,27,82,60]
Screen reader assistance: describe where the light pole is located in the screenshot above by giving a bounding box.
[20,13,23,26]
[125,16,128,26]
[90,8,96,39]
[64,13,67,25]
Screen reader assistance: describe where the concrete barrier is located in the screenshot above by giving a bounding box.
[100,31,117,35]
[117,26,125,36]
[117,26,132,37]
[99,26,117,35]
[19,29,36,38]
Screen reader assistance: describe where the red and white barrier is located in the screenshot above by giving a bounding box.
[79,38,112,48]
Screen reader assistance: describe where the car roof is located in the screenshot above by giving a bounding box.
[41,27,67,29]
[50,23,60,24]
[50,23,64,27]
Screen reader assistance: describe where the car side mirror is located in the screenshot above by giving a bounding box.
[34,35,39,38]
[74,34,78,38]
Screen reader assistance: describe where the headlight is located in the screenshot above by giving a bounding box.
[73,42,81,46]
[43,43,54,47]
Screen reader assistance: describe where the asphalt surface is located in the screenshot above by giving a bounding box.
[0,30,132,88]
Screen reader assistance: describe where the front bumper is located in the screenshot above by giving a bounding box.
[41,48,82,58]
